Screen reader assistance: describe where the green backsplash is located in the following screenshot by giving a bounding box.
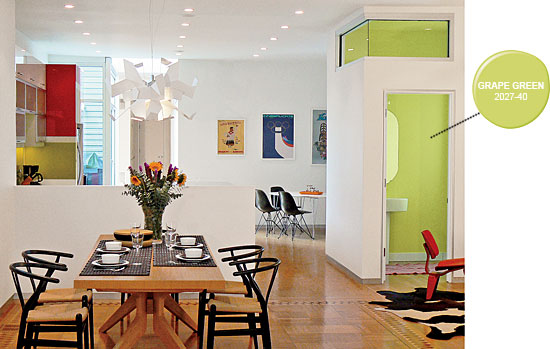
[19,143,76,179]
[386,94,449,254]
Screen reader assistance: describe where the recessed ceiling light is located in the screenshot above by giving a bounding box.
[177,44,183,48]
[253,54,260,57]
[96,50,101,53]
[179,35,186,39]
[181,23,190,27]
[175,52,182,56]
[425,28,432,31]
[281,25,289,29]
[184,8,194,12]
[82,32,91,36]
[260,47,267,51]
[74,20,83,24]
[347,48,354,51]
[64,4,75,9]
[295,10,304,15]
[21,49,26,52]
[270,37,278,41]
[90,42,97,45]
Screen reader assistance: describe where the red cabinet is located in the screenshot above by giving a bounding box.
[46,65,78,137]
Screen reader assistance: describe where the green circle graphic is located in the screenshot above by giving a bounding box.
[473,50,549,129]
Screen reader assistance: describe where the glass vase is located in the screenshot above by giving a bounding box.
[142,205,165,240]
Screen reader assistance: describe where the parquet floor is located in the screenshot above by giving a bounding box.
[0,228,464,348]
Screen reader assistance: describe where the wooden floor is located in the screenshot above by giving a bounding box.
[0,228,464,348]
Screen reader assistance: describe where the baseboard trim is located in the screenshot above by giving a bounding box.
[389,252,447,262]
[326,255,382,284]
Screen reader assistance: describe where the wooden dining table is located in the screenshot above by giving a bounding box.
[74,234,227,349]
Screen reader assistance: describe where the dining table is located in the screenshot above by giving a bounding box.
[74,234,227,349]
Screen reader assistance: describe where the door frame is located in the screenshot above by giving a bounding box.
[381,89,456,283]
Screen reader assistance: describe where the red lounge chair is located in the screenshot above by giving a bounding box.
[421,230,465,300]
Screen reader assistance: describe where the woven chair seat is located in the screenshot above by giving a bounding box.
[38,288,92,303]
[207,295,262,314]
[28,303,89,323]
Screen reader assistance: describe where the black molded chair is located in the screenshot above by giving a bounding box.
[22,250,94,347]
[255,189,280,236]
[279,191,313,240]
[205,257,281,349]
[10,262,90,349]
[198,245,265,348]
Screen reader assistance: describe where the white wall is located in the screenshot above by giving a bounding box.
[327,4,464,282]
[178,59,327,225]
[12,185,254,294]
[0,0,16,305]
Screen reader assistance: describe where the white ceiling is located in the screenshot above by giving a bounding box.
[15,0,460,60]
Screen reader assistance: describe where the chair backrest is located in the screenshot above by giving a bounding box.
[230,257,281,309]
[279,191,299,215]
[22,250,73,292]
[219,245,265,296]
[421,230,439,259]
[270,186,285,209]
[255,189,274,213]
[10,262,63,311]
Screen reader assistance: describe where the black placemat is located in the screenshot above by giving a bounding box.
[79,240,152,276]
[153,235,217,267]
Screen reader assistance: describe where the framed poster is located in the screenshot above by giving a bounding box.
[262,113,295,160]
[311,109,327,165]
[217,119,245,155]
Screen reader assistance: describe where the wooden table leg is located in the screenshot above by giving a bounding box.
[114,293,148,349]
[164,293,198,332]
[153,293,187,349]
[99,293,137,333]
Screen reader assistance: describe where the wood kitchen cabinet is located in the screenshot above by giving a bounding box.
[16,112,25,143]
[37,88,46,115]
[25,85,36,112]
[16,64,46,89]
[16,80,25,110]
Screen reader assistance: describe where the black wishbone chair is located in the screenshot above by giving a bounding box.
[279,191,313,240]
[10,262,90,349]
[198,245,265,348]
[22,250,95,347]
[205,257,281,349]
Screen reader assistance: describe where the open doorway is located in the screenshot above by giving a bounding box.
[383,92,452,279]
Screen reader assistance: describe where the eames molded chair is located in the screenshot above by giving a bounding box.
[279,191,312,240]
[421,230,465,300]
[255,189,280,236]
[10,262,90,349]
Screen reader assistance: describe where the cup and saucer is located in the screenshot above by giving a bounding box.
[176,248,210,262]
[96,241,130,254]
[173,236,204,249]
[92,254,130,268]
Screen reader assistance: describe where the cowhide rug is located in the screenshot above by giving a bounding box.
[369,288,464,340]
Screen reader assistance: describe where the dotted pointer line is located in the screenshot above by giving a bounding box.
[430,112,480,139]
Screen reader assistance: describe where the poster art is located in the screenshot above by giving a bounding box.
[217,120,245,155]
[262,114,295,159]
[312,109,327,164]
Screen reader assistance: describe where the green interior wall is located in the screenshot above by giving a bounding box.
[386,94,448,254]
[343,20,449,65]
[19,143,76,179]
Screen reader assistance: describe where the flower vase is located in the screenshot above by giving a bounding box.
[142,206,165,240]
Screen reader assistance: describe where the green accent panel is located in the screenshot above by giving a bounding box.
[21,143,76,179]
[387,94,448,254]
[342,20,449,65]
[343,21,369,65]
[369,20,448,58]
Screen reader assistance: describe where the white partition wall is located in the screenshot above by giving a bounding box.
[326,4,465,283]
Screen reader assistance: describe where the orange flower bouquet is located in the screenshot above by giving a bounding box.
[123,162,187,239]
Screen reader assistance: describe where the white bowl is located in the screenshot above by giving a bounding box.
[101,254,120,264]
[185,248,203,258]
[105,241,122,251]
[180,237,196,246]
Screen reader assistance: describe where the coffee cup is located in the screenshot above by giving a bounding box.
[105,241,122,251]
[101,254,120,264]
[185,248,203,258]
[180,237,196,246]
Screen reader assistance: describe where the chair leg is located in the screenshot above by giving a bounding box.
[84,319,90,349]
[32,329,38,349]
[16,316,26,349]
[197,290,207,349]
[291,216,297,241]
[266,213,272,236]
[206,305,216,349]
[426,274,441,300]
[298,215,313,239]
[76,314,83,349]
[247,313,259,349]
[260,312,272,349]
[121,293,126,304]
[24,322,33,349]
[88,296,95,349]
[255,214,266,234]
